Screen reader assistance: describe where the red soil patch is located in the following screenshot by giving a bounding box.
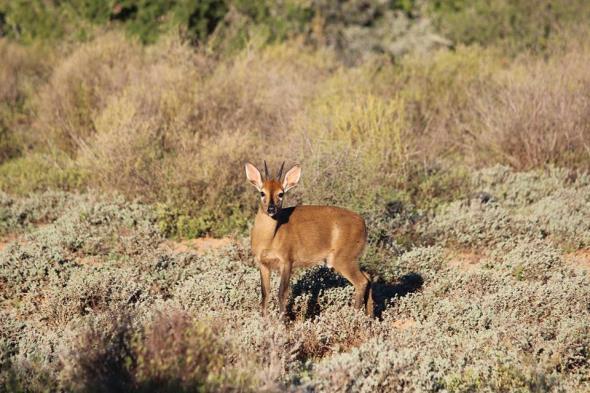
[447,249,485,272]
[0,233,19,252]
[162,236,234,255]
[392,318,416,330]
[77,256,102,265]
[565,249,590,271]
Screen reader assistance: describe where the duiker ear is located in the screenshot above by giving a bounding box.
[282,164,301,192]
[245,162,263,190]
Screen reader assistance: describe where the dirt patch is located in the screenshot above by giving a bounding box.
[392,318,416,330]
[447,249,485,272]
[162,237,234,255]
[0,233,20,252]
[565,249,590,271]
[77,256,102,265]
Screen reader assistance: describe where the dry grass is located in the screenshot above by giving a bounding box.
[1,30,590,236]
[0,39,52,162]
[35,32,144,154]
[470,48,590,169]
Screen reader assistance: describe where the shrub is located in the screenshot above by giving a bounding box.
[0,190,86,235]
[2,181,590,391]
[0,194,161,300]
[424,199,542,249]
[500,241,564,282]
[469,48,590,170]
[6,27,590,237]
[133,310,251,392]
[0,0,228,45]
[430,0,590,54]
[308,0,448,63]
[35,31,143,154]
[0,153,87,195]
[470,165,580,208]
[75,40,334,236]
[58,311,137,393]
[527,185,590,249]
[0,38,51,163]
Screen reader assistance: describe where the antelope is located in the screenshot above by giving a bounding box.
[244,161,373,318]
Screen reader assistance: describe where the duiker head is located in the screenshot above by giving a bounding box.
[245,161,301,217]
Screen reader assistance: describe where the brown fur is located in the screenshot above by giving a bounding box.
[245,162,373,317]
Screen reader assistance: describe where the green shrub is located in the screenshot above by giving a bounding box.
[0,0,228,45]
[430,0,590,54]
[0,190,86,235]
[0,153,87,195]
[501,241,564,282]
[424,166,590,250]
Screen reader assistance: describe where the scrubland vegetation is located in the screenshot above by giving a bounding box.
[1,0,590,391]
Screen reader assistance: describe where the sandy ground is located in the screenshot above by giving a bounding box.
[447,249,486,272]
[161,236,235,255]
[446,247,590,273]
[565,249,590,271]
[0,233,19,252]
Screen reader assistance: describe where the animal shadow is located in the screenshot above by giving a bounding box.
[371,272,423,318]
[287,267,423,320]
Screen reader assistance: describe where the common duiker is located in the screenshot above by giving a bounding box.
[245,161,373,318]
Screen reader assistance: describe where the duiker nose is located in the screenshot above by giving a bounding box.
[267,204,277,215]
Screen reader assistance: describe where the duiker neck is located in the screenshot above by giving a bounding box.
[252,208,279,250]
[254,207,278,235]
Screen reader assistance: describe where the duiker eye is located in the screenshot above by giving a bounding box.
[260,192,265,197]
[278,192,284,198]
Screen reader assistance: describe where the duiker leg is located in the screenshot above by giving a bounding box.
[278,261,292,315]
[260,264,271,316]
[363,272,374,317]
[336,264,371,315]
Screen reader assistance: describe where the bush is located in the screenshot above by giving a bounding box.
[0,190,87,235]
[2,180,590,391]
[0,0,228,45]
[133,311,250,392]
[501,241,564,282]
[71,39,334,236]
[424,166,590,250]
[0,153,87,195]
[4,26,590,236]
[430,0,590,54]
[468,47,590,170]
[35,31,143,154]
[0,39,51,163]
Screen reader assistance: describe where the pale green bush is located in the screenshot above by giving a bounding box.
[500,241,565,281]
[0,190,85,234]
[0,193,161,300]
[527,186,590,248]
[425,200,542,248]
[471,165,583,208]
[426,166,590,250]
[3,166,590,391]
